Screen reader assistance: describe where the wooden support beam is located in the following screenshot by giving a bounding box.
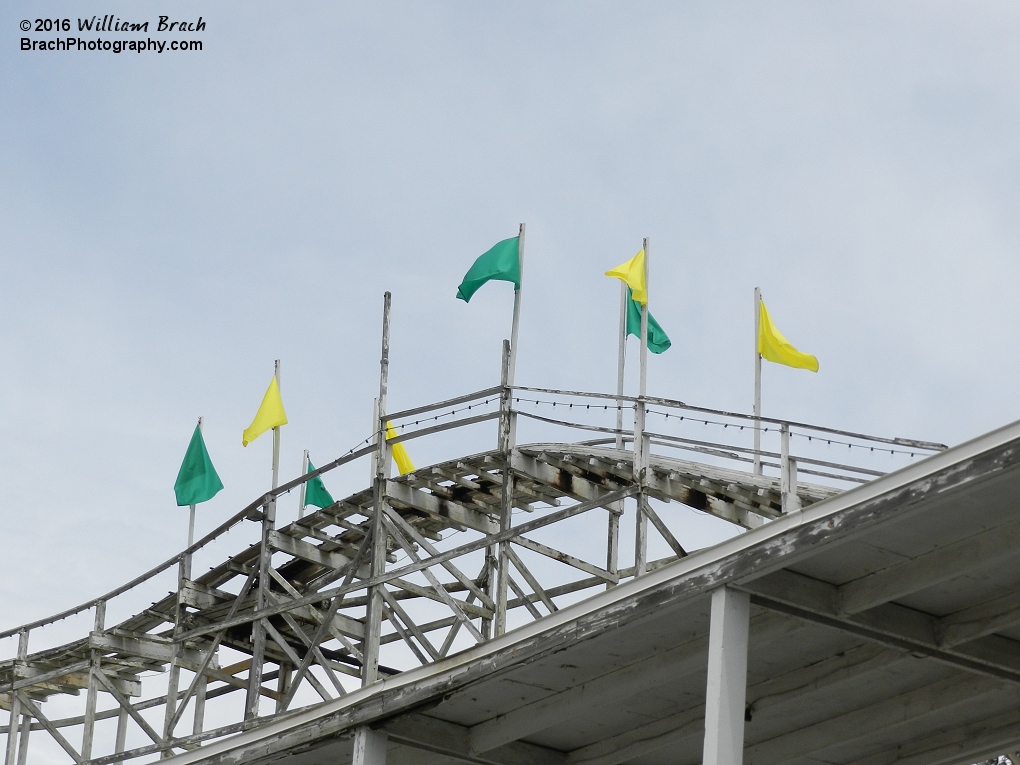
[940,590,1020,647]
[386,480,497,534]
[89,633,206,667]
[268,530,353,571]
[739,569,1020,684]
[386,713,565,765]
[838,518,1020,615]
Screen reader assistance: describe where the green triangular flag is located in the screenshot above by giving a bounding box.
[456,236,521,302]
[626,289,671,354]
[304,460,335,509]
[174,425,224,507]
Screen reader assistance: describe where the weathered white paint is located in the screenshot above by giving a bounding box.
[353,726,387,765]
[703,586,750,765]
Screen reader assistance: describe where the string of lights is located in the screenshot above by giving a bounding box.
[498,398,929,460]
[512,396,635,412]
[389,397,500,430]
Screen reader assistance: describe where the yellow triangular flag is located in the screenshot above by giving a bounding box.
[605,249,647,305]
[242,376,288,446]
[758,300,819,372]
[386,421,416,475]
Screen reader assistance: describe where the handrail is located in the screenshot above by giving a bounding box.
[386,386,502,421]
[511,385,947,452]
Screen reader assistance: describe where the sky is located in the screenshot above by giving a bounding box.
[3,0,1020,648]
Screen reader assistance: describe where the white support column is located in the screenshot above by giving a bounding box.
[353,726,388,765]
[703,586,750,765]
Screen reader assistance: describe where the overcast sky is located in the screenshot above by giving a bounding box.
[3,1,1020,637]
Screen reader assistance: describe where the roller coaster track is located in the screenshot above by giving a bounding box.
[0,372,945,764]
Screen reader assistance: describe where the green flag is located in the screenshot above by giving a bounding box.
[174,425,224,507]
[456,236,521,302]
[304,460,335,509]
[626,289,671,354]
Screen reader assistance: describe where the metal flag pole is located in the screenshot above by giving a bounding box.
[187,416,203,550]
[508,223,525,387]
[634,238,650,576]
[298,449,309,518]
[615,281,628,450]
[272,359,282,492]
[753,288,763,475]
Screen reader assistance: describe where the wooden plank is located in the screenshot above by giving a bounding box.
[268,530,352,571]
[386,480,498,534]
[744,672,1003,765]
[89,633,205,667]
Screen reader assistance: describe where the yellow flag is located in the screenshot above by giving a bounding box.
[242,376,288,446]
[605,249,647,305]
[386,421,416,475]
[758,300,819,372]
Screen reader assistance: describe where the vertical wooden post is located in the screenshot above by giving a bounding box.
[633,238,650,577]
[82,601,104,761]
[14,715,29,765]
[609,279,627,589]
[4,630,28,765]
[352,726,388,765]
[246,360,281,719]
[192,671,207,737]
[494,340,515,636]
[163,553,188,752]
[606,506,621,591]
[703,586,750,765]
[276,663,292,715]
[780,423,800,513]
[114,707,128,755]
[753,288,763,476]
[364,293,392,687]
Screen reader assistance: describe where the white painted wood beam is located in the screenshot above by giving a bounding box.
[939,590,1020,647]
[739,568,1020,684]
[838,518,1020,615]
[353,726,388,765]
[703,586,750,765]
